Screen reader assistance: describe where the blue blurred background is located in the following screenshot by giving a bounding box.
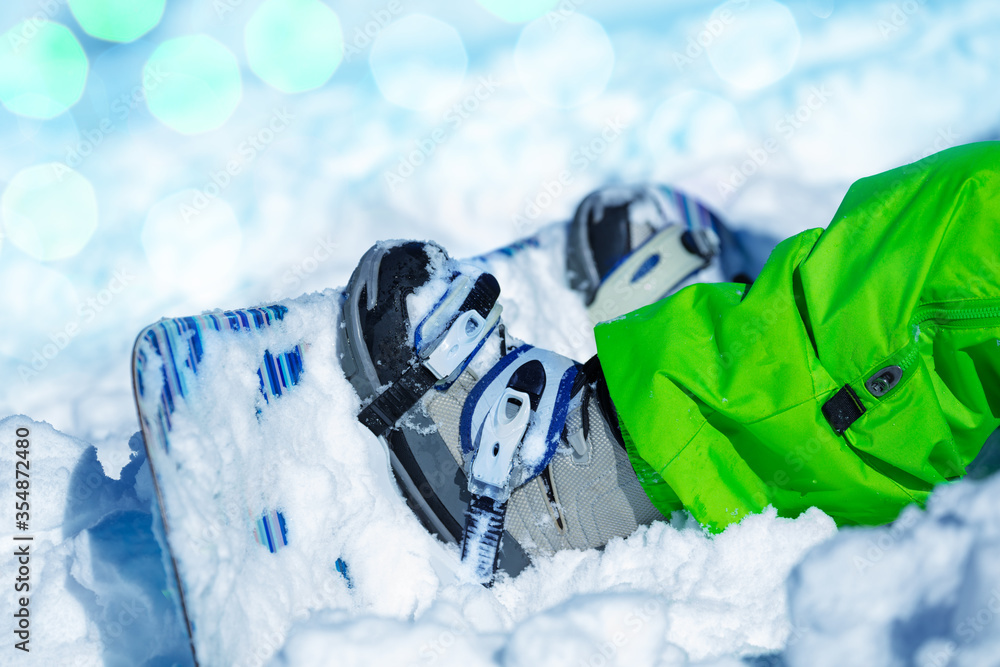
[1,0,998,469]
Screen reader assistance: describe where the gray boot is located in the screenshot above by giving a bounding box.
[339,239,662,582]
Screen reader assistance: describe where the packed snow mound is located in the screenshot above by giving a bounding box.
[491,509,836,660]
[0,416,189,666]
[271,594,747,667]
[5,409,999,667]
[272,464,1000,667]
[785,457,1000,667]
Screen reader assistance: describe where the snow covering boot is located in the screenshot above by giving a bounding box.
[566,184,730,323]
[339,240,663,583]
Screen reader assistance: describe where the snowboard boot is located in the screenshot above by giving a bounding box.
[567,184,738,322]
[338,240,663,582]
[421,349,665,582]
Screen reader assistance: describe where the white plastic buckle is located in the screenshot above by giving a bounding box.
[588,224,707,324]
[424,309,490,380]
[469,388,531,500]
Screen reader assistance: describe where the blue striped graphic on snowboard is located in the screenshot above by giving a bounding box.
[136,306,304,554]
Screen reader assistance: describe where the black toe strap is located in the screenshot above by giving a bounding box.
[358,364,437,436]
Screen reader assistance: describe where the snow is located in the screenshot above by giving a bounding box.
[0,418,190,665]
[1,0,1000,665]
[785,459,1000,667]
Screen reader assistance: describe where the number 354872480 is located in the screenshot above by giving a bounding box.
[15,427,30,529]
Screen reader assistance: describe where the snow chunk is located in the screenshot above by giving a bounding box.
[785,443,1000,667]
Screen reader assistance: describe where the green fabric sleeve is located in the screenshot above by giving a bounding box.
[596,141,1000,532]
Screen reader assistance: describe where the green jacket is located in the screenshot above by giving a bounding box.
[595,142,1000,532]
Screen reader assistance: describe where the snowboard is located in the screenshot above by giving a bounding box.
[132,213,757,665]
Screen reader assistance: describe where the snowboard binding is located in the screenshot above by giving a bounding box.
[566,184,723,322]
[338,239,664,584]
[338,240,536,579]
[339,182,755,583]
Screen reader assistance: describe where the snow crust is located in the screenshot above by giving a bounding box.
[785,448,1000,667]
[0,417,190,665]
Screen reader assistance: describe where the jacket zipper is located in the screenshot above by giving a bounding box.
[897,305,1000,374]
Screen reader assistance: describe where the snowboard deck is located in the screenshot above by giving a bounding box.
[132,304,331,665]
[131,226,596,666]
[130,218,744,665]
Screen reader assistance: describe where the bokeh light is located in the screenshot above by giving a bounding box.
[1,163,99,261]
[0,259,80,360]
[141,190,242,297]
[0,21,88,119]
[647,91,746,169]
[67,0,166,43]
[514,13,614,108]
[369,15,468,111]
[244,0,344,94]
[476,0,560,23]
[707,0,801,90]
[143,35,242,134]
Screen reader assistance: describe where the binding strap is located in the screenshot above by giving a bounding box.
[587,224,718,324]
[359,273,501,437]
[358,364,438,435]
[461,495,507,584]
